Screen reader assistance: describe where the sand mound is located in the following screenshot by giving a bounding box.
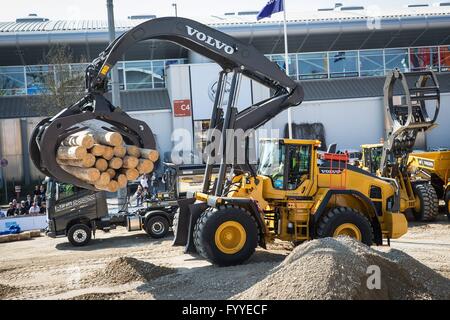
[234,237,450,300]
[93,257,175,285]
[0,284,19,299]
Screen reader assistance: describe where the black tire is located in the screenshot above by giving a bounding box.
[145,216,170,239]
[193,205,258,267]
[316,207,373,246]
[413,183,439,222]
[67,224,92,247]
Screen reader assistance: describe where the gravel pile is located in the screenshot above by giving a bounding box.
[234,237,450,300]
[92,257,175,285]
[0,284,19,299]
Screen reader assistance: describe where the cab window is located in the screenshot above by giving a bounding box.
[56,183,77,201]
[287,145,311,190]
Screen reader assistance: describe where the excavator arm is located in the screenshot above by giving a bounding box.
[30,17,304,191]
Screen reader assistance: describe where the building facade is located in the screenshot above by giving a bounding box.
[0,5,449,183]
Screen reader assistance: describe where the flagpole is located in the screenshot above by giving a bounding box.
[282,0,293,139]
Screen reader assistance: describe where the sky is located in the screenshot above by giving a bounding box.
[0,0,439,22]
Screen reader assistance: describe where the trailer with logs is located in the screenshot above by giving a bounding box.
[44,163,220,246]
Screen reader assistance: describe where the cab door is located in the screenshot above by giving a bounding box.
[285,144,315,197]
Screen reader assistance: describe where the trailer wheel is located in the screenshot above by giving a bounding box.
[413,183,439,222]
[67,224,92,247]
[193,205,258,267]
[145,216,170,239]
[316,207,373,246]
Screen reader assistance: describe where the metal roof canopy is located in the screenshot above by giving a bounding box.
[2,74,449,119]
[0,12,449,65]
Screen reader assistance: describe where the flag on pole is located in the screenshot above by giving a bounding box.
[257,0,284,20]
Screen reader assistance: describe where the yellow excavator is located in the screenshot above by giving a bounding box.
[28,17,408,267]
[360,69,441,222]
[408,150,450,219]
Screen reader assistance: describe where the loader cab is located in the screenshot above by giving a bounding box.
[361,144,383,174]
[257,139,320,192]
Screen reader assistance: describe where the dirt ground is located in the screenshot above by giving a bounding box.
[0,216,449,300]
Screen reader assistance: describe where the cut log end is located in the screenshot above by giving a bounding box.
[109,157,123,170]
[122,156,139,169]
[95,158,109,172]
[121,168,139,181]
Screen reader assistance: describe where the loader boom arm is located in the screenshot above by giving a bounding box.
[30,17,304,191]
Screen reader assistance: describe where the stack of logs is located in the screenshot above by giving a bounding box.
[56,129,159,192]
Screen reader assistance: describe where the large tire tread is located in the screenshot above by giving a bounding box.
[316,206,374,246]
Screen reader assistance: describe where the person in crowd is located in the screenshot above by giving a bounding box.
[150,172,158,195]
[139,174,149,190]
[6,203,17,217]
[33,185,41,197]
[33,195,41,207]
[39,185,46,201]
[12,199,18,209]
[39,201,47,214]
[142,187,150,202]
[29,202,40,215]
[25,194,33,210]
[134,185,144,207]
[19,201,28,215]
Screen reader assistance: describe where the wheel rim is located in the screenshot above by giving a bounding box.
[214,221,246,254]
[333,223,362,241]
[151,221,165,235]
[74,229,87,243]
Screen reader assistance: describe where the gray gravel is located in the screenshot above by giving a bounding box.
[233,237,450,300]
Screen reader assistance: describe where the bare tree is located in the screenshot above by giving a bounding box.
[29,45,87,116]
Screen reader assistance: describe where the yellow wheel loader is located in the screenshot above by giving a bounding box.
[360,69,441,222]
[174,139,407,266]
[408,150,450,218]
[173,65,408,265]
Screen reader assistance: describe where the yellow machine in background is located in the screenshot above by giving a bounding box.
[408,150,450,217]
[359,69,441,222]
[361,144,438,221]
[175,138,407,266]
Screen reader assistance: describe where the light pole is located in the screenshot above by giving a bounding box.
[172,3,178,17]
[107,0,127,210]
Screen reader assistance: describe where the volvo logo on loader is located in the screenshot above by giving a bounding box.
[186,25,235,54]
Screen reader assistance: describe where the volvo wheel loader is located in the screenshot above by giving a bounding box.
[28,17,407,265]
[360,69,441,222]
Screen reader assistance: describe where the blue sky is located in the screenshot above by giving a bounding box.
[0,0,438,21]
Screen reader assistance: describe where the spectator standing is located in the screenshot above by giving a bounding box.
[25,194,33,210]
[134,185,144,207]
[139,174,149,189]
[33,185,40,197]
[33,195,41,207]
[143,187,149,201]
[29,202,40,215]
[12,199,18,209]
[6,203,17,217]
[150,173,157,195]
[39,185,46,202]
